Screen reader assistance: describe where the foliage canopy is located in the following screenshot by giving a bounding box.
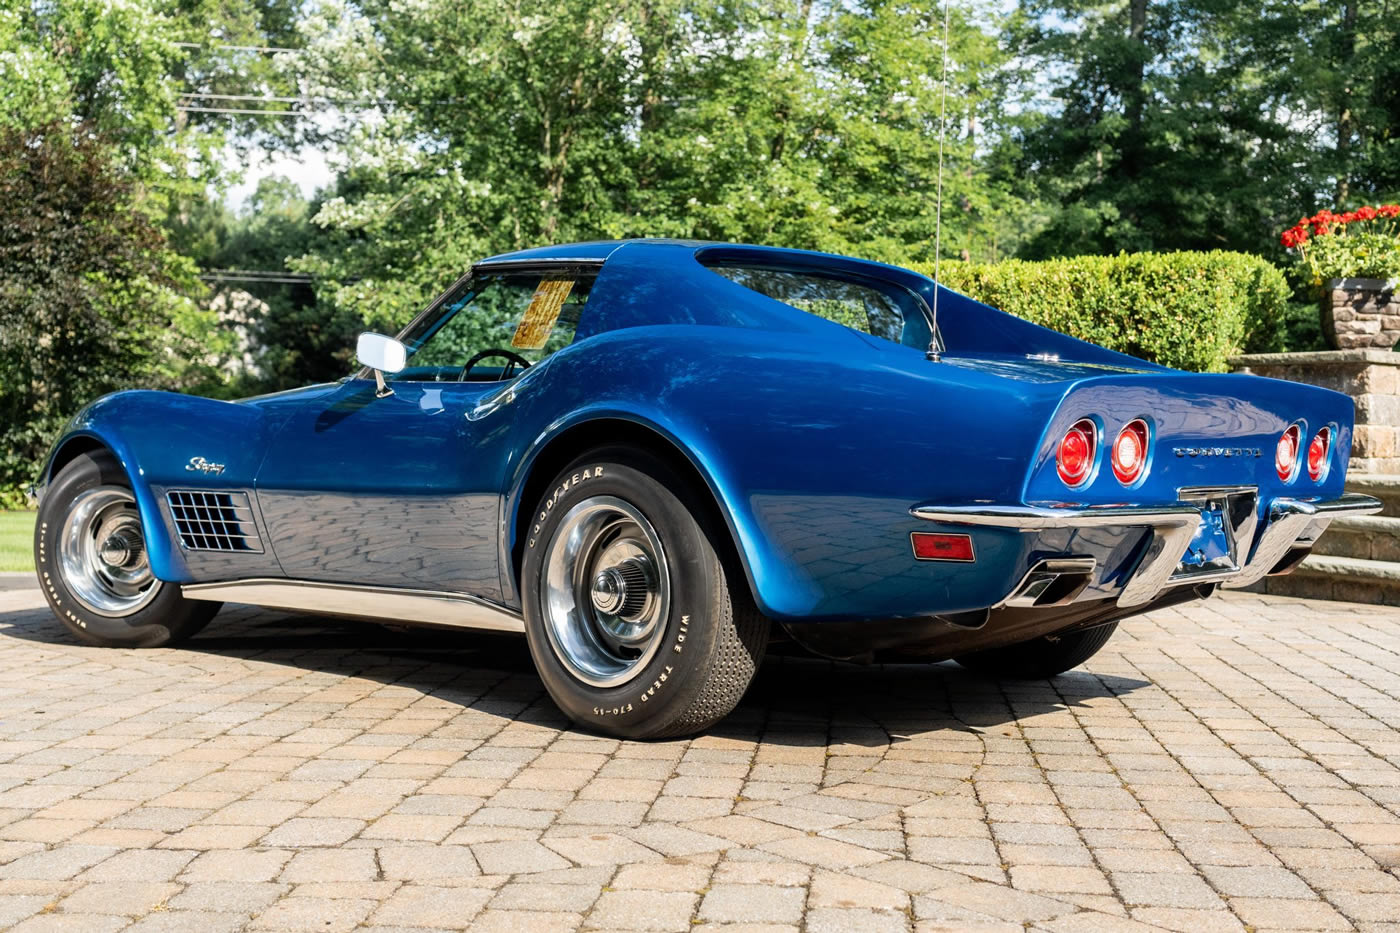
[0,123,228,496]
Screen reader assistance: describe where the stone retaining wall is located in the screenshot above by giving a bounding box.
[1323,278,1400,350]
[1231,349,1400,474]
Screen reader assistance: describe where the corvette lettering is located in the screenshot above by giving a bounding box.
[1172,447,1262,458]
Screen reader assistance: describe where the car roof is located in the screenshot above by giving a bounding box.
[476,239,700,264]
[476,239,936,288]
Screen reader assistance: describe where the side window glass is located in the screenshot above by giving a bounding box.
[393,270,595,382]
[705,264,916,345]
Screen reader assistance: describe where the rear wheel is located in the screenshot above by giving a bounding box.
[521,449,768,739]
[955,622,1118,679]
[35,451,220,648]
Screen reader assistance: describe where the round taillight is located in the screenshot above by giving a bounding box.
[1307,427,1330,482]
[1057,419,1097,487]
[1112,419,1150,485]
[1276,424,1301,482]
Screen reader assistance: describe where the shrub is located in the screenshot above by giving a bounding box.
[910,251,1291,372]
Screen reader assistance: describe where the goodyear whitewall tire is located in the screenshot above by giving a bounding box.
[521,449,767,739]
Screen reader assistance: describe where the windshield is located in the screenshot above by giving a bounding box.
[388,268,597,382]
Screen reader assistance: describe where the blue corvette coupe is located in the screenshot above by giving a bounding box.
[34,239,1381,737]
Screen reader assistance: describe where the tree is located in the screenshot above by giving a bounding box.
[2,0,309,207]
[1278,1,1400,204]
[214,178,361,391]
[1010,0,1400,259]
[291,0,1021,333]
[624,0,1026,262]
[1007,0,1295,257]
[0,1,316,495]
[0,123,229,496]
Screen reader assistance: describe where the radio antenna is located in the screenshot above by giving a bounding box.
[927,0,952,363]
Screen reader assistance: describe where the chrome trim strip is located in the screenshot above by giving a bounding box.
[472,258,607,271]
[1290,492,1384,516]
[181,579,525,634]
[910,502,1203,530]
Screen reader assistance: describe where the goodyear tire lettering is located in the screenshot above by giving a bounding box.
[527,465,603,550]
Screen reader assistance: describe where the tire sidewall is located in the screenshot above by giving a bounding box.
[35,453,201,648]
[521,455,724,737]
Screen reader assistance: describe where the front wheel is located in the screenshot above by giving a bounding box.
[955,622,1118,679]
[521,449,768,739]
[35,450,220,648]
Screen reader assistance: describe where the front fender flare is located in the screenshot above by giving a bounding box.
[38,425,184,584]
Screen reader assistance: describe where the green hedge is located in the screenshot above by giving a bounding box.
[909,251,1290,372]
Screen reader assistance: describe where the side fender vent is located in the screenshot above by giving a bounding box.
[167,490,264,553]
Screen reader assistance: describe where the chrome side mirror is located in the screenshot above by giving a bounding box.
[356,332,406,398]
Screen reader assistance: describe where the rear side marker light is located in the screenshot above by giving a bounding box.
[1112,419,1150,485]
[1057,418,1097,487]
[1276,424,1301,482]
[1308,427,1331,482]
[911,532,975,562]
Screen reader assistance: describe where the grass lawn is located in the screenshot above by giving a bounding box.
[0,511,35,572]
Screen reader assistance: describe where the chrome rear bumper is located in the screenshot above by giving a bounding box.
[911,491,1383,608]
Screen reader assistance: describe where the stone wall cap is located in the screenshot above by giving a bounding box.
[1326,277,1397,291]
[1349,472,1400,490]
[1231,349,1400,366]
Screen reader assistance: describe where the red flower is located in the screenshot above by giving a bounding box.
[1280,223,1311,248]
[1357,205,1378,221]
[1380,204,1400,218]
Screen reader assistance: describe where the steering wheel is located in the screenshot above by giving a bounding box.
[460,347,532,382]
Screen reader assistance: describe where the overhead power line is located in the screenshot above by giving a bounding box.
[182,93,381,105]
[175,41,302,54]
[201,270,316,285]
[183,93,308,103]
[179,106,305,116]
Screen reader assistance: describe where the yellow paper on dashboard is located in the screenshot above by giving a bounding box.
[512,279,575,350]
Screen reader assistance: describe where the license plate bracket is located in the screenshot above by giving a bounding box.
[1171,487,1260,582]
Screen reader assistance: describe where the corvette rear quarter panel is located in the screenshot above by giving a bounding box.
[508,329,1357,623]
[502,325,1067,622]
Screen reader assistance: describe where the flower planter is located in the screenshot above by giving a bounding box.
[1322,278,1400,350]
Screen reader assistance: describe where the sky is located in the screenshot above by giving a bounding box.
[223,143,335,211]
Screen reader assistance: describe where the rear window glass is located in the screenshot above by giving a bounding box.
[704,263,924,346]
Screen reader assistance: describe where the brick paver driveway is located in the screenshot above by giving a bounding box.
[0,582,1397,932]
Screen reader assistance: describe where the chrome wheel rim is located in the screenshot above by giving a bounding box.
[540,495,670,688]
[58,487,160,617]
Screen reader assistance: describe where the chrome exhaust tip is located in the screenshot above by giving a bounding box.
[1005,557,1097,609]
